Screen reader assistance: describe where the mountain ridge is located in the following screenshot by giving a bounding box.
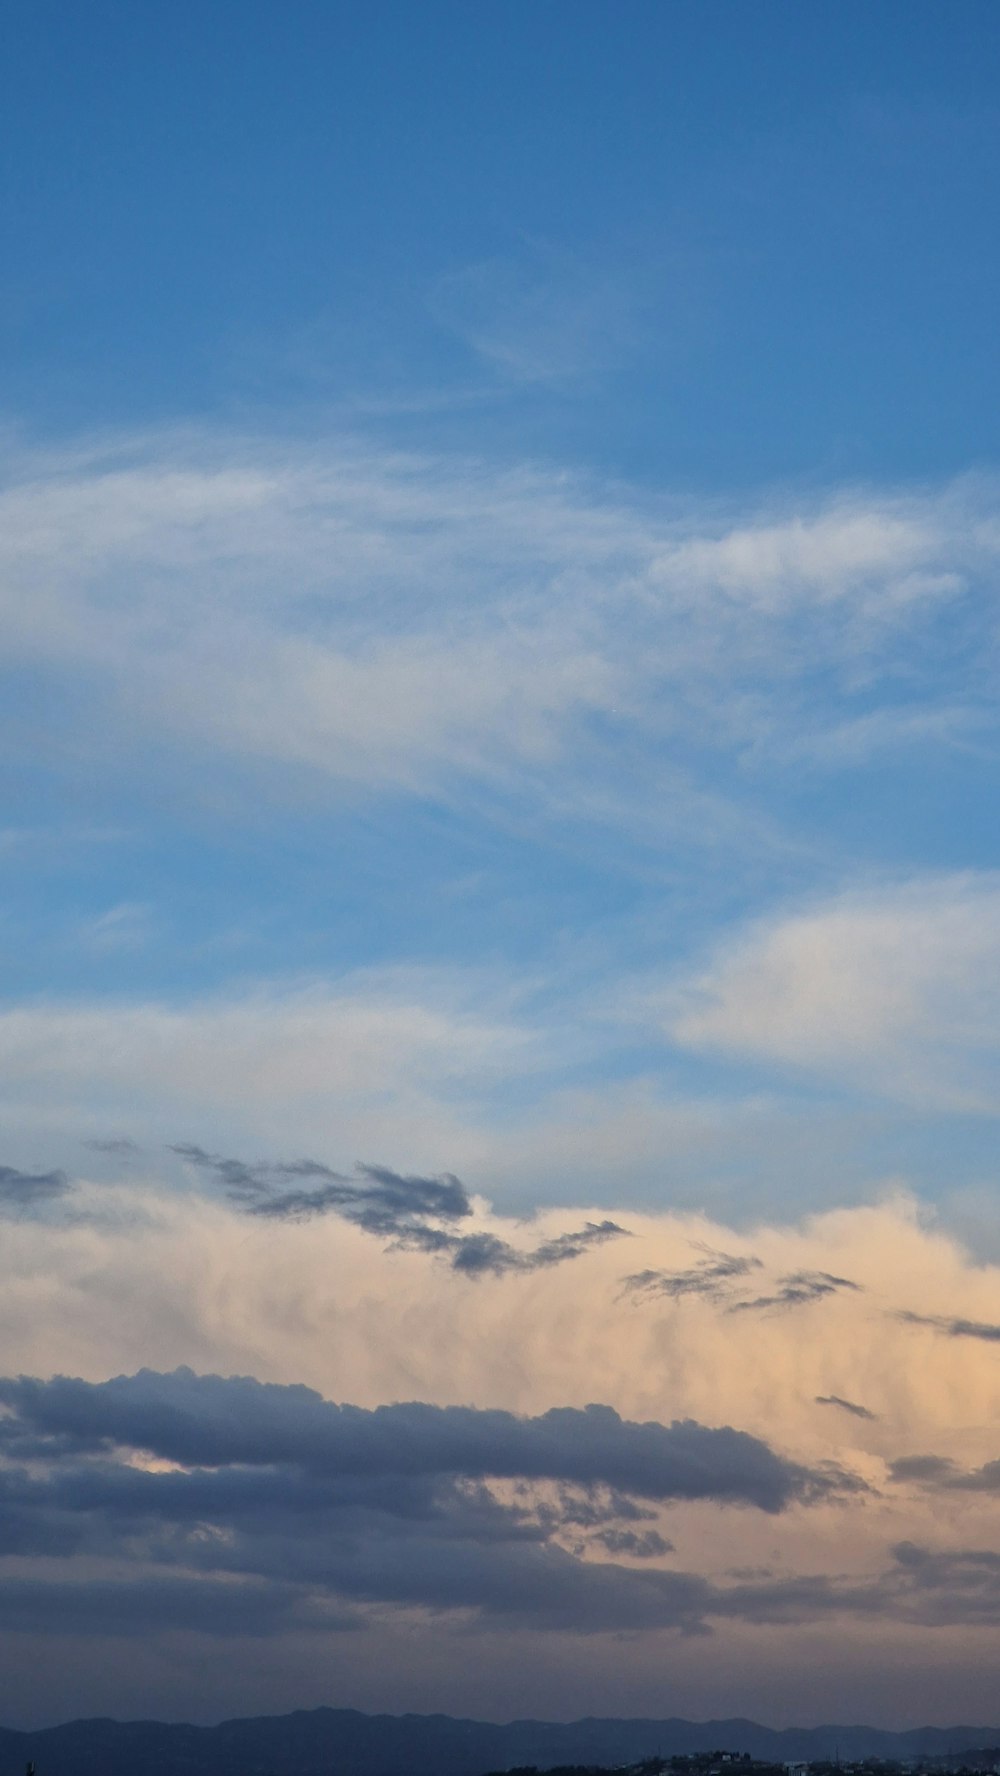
[2,1706,1000,1776]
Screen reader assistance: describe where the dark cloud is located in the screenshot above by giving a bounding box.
[537,1484,660,1532]
[16,1367,1000,1645]
[888,1454,1000,1493]
[0,1574,360,1638]
[592,1527,673,1559]
[620,1252,860,1317]
[450,1219,628,1277]
[0,1163,70,1214]
[0,1367,846,1511]
[730,1271,862,1314]
[888,1455,958,1485]
[705,1542,1000,1632]
[85,1137,141,1157]
[883,1543,1000,1626]
[171,1146,472,1228]
[0,1364,869,1637]
[170,1145,627,1276]
[815,1394,878,1421]
[896,1309,1000,1343]
[621,1246,762,1305]
[892,1541,1000,1580]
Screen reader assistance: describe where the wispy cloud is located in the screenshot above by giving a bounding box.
[2,430,997,837]
[171,1145,629,1278]
[895,1309,1000,1343]
[621,1245,763,1305]
[730,1270,862,1314]
[429,250,640,385]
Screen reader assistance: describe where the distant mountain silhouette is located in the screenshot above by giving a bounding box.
[2,1708,1000,1776]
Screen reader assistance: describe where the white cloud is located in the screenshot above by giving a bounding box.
[1,429,996,820]
[669,873,1000,1109]
[660,505,946,607]
[0,974,532,1123]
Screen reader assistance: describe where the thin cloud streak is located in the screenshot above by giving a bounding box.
[816,1395,878,1422]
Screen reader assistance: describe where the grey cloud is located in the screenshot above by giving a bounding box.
[17,1369,1000,1644]
[543,1485,660,1530]
[85,1137,141,1157]
[888,1455,959,1485]
[450,1220,628,1277]
[889,1454,1000,1493]
[13,1532,1000,1643]
[169,1142,270,1201]
[0,1364,857,1644]
[0,1163,71,1214]
[896,1309,1000,1342]
[707,1542,1000,1632]
[171,1146,472,1229]
[816,1394,878,1421]
[622,1246,762,1305]
[0,1574,360,1639]
[883,1543,1000,1626]
[730,1270,862,1314]
[448,1231,520,1274]
[892,1541,1000,1580]
[592,1527,673,1559]
[0,1367,844,1512]
[170,1145,627,1276]
[620,1253,860,1317]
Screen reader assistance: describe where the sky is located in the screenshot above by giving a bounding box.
[2,0,1000,1734]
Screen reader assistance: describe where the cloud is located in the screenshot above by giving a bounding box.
[0,1363,870,1645]
[170,1147,628,1276]
[621,1245,762,1305]
[888,1455,961,1486]
[888,1454,1000,1493]
[896,1310,1000,1343]
[2,430,996,831]
[427,1219,629,1278]
[816,1395,878,1422]
[0,1162,70,1214]
[882,1543,1000,1626]
[0,979,532,1151]
[730,1270,862,1314]
[24,1366,1000,1648]
[428,252,639,385]
[172,1146,473,1229]
[79,902,154,954]
[668,874,1000,1110]
[0,1367,843,1511]
[0,1575,338,1639]
[621,1252,859,1315]
[0,1181,994,1479]
[593,1526,673,1559]
[0,1193,998,1674]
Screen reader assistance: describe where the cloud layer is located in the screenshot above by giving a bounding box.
[0,1152,998,1718]
[2,425,999,1723]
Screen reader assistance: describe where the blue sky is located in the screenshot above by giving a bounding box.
[3,0,1000,1731]
[5,1,1000,480]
